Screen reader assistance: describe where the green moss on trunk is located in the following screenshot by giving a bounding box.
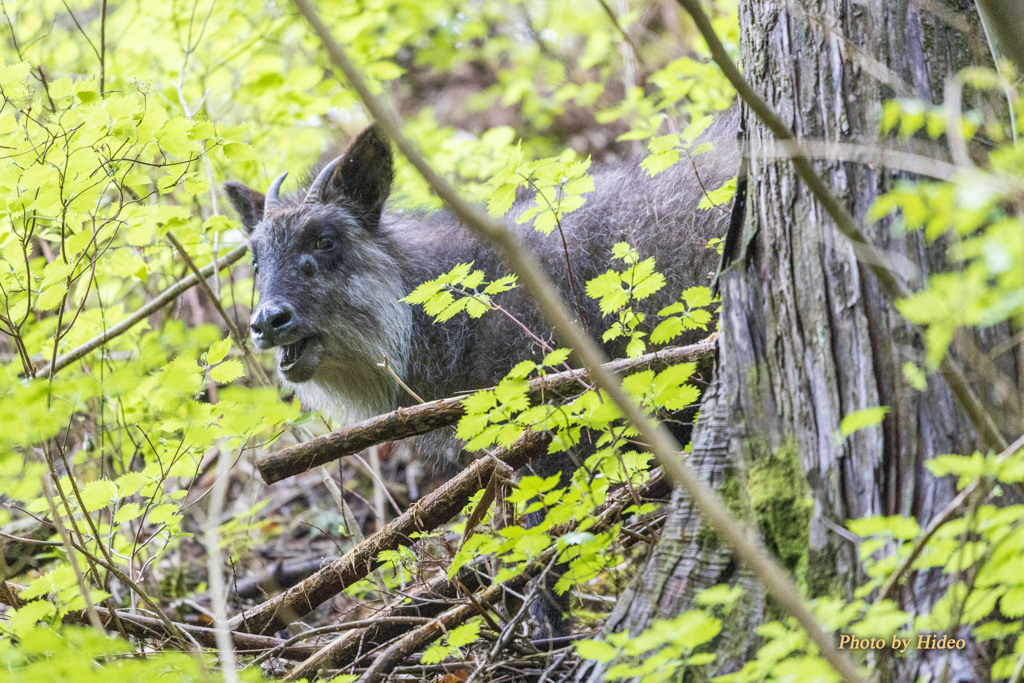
[747,442,812,585]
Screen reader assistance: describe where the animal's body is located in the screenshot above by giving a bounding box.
[224,110,737,638]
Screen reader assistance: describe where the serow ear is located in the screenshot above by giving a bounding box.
[318,125,393,227]
[222,182,265,232]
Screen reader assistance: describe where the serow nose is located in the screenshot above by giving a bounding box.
[250,304,295,346]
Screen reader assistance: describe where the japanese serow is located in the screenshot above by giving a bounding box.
[224,112,737,638]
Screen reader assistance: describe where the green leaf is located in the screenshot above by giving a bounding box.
[926,452,987,480]
[681,115,713,143]
[157,118,200,158]
[695,584,743,607]
[403,280,444,305]
[447,620,481,647]
[902,362,927,391]
[682,286,713,308]
[576,639,619,662]
[482,274,518,296]
[210,359,245,383]
[488,184,518,217]
[463,390,497,414]
[222,142,255,161]
[19,566,78,600]
[625,336,646,358]
[672,611,722,649]
[80,480,118,512]
[881,99,902,134]
[8,600,57,636]
[542,348,571,367]
[651,317,683,344]
[641,150,680,176]
[420,643,456,665]
[207,338,232,365]
[847,515,920,540]
[647,134,681,154]
[839,406,890,436]
[697,175,736,210]
[0,61,32,95]
[34,283,68,311]
[1000,587,1024,618]
[114,503,144,525]
[115,472,147,497]
[148,504,179,525]
[41,261,74,287]
[621,370,655,398]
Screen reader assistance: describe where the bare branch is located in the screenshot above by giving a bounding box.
[281,564,493,681]
[287,464,664,681]
[0,581,317,661]
[166,233,272,385]
[357,572,534,683]
[256,340,715,484]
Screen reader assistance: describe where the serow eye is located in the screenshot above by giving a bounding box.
[314,237,334,250]
[251,259,259,273]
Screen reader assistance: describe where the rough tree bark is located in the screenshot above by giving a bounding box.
[578,1,1014,680]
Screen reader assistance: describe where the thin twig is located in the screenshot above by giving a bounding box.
[281,564,493,680]
[0,580,318,660]
[514,172,587,324]
[245,617,432,669]
[594,0,650,80]
[975,0,1024,76]
[40,477,104,631]
[37,244,249,379]
[99,0,107,94]
[203,444,238,680]
[354,475,666,683]
[166,233,271,385]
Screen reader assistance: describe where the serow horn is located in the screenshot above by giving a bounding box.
[304,156,343,205]
[264,172,289,217]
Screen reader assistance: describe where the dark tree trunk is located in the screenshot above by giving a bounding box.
[578,1,1013,680]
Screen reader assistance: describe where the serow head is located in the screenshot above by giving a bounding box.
[222,126,397,387]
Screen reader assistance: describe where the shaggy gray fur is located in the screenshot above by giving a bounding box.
[224,110,738,638]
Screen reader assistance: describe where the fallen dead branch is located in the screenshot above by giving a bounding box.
[351,471,667,683]
[356,572,535,683]
[256,340,715,484]
[286,469,669,681]
[0,580,316,661]
[282,562,494,681]
[231,430,552,635]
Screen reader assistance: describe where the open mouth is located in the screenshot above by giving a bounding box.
[280,337,309,370]
[276,335,322,383]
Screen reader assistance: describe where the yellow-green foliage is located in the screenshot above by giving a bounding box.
[7,0,1022,679]
[0,0,739,678]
